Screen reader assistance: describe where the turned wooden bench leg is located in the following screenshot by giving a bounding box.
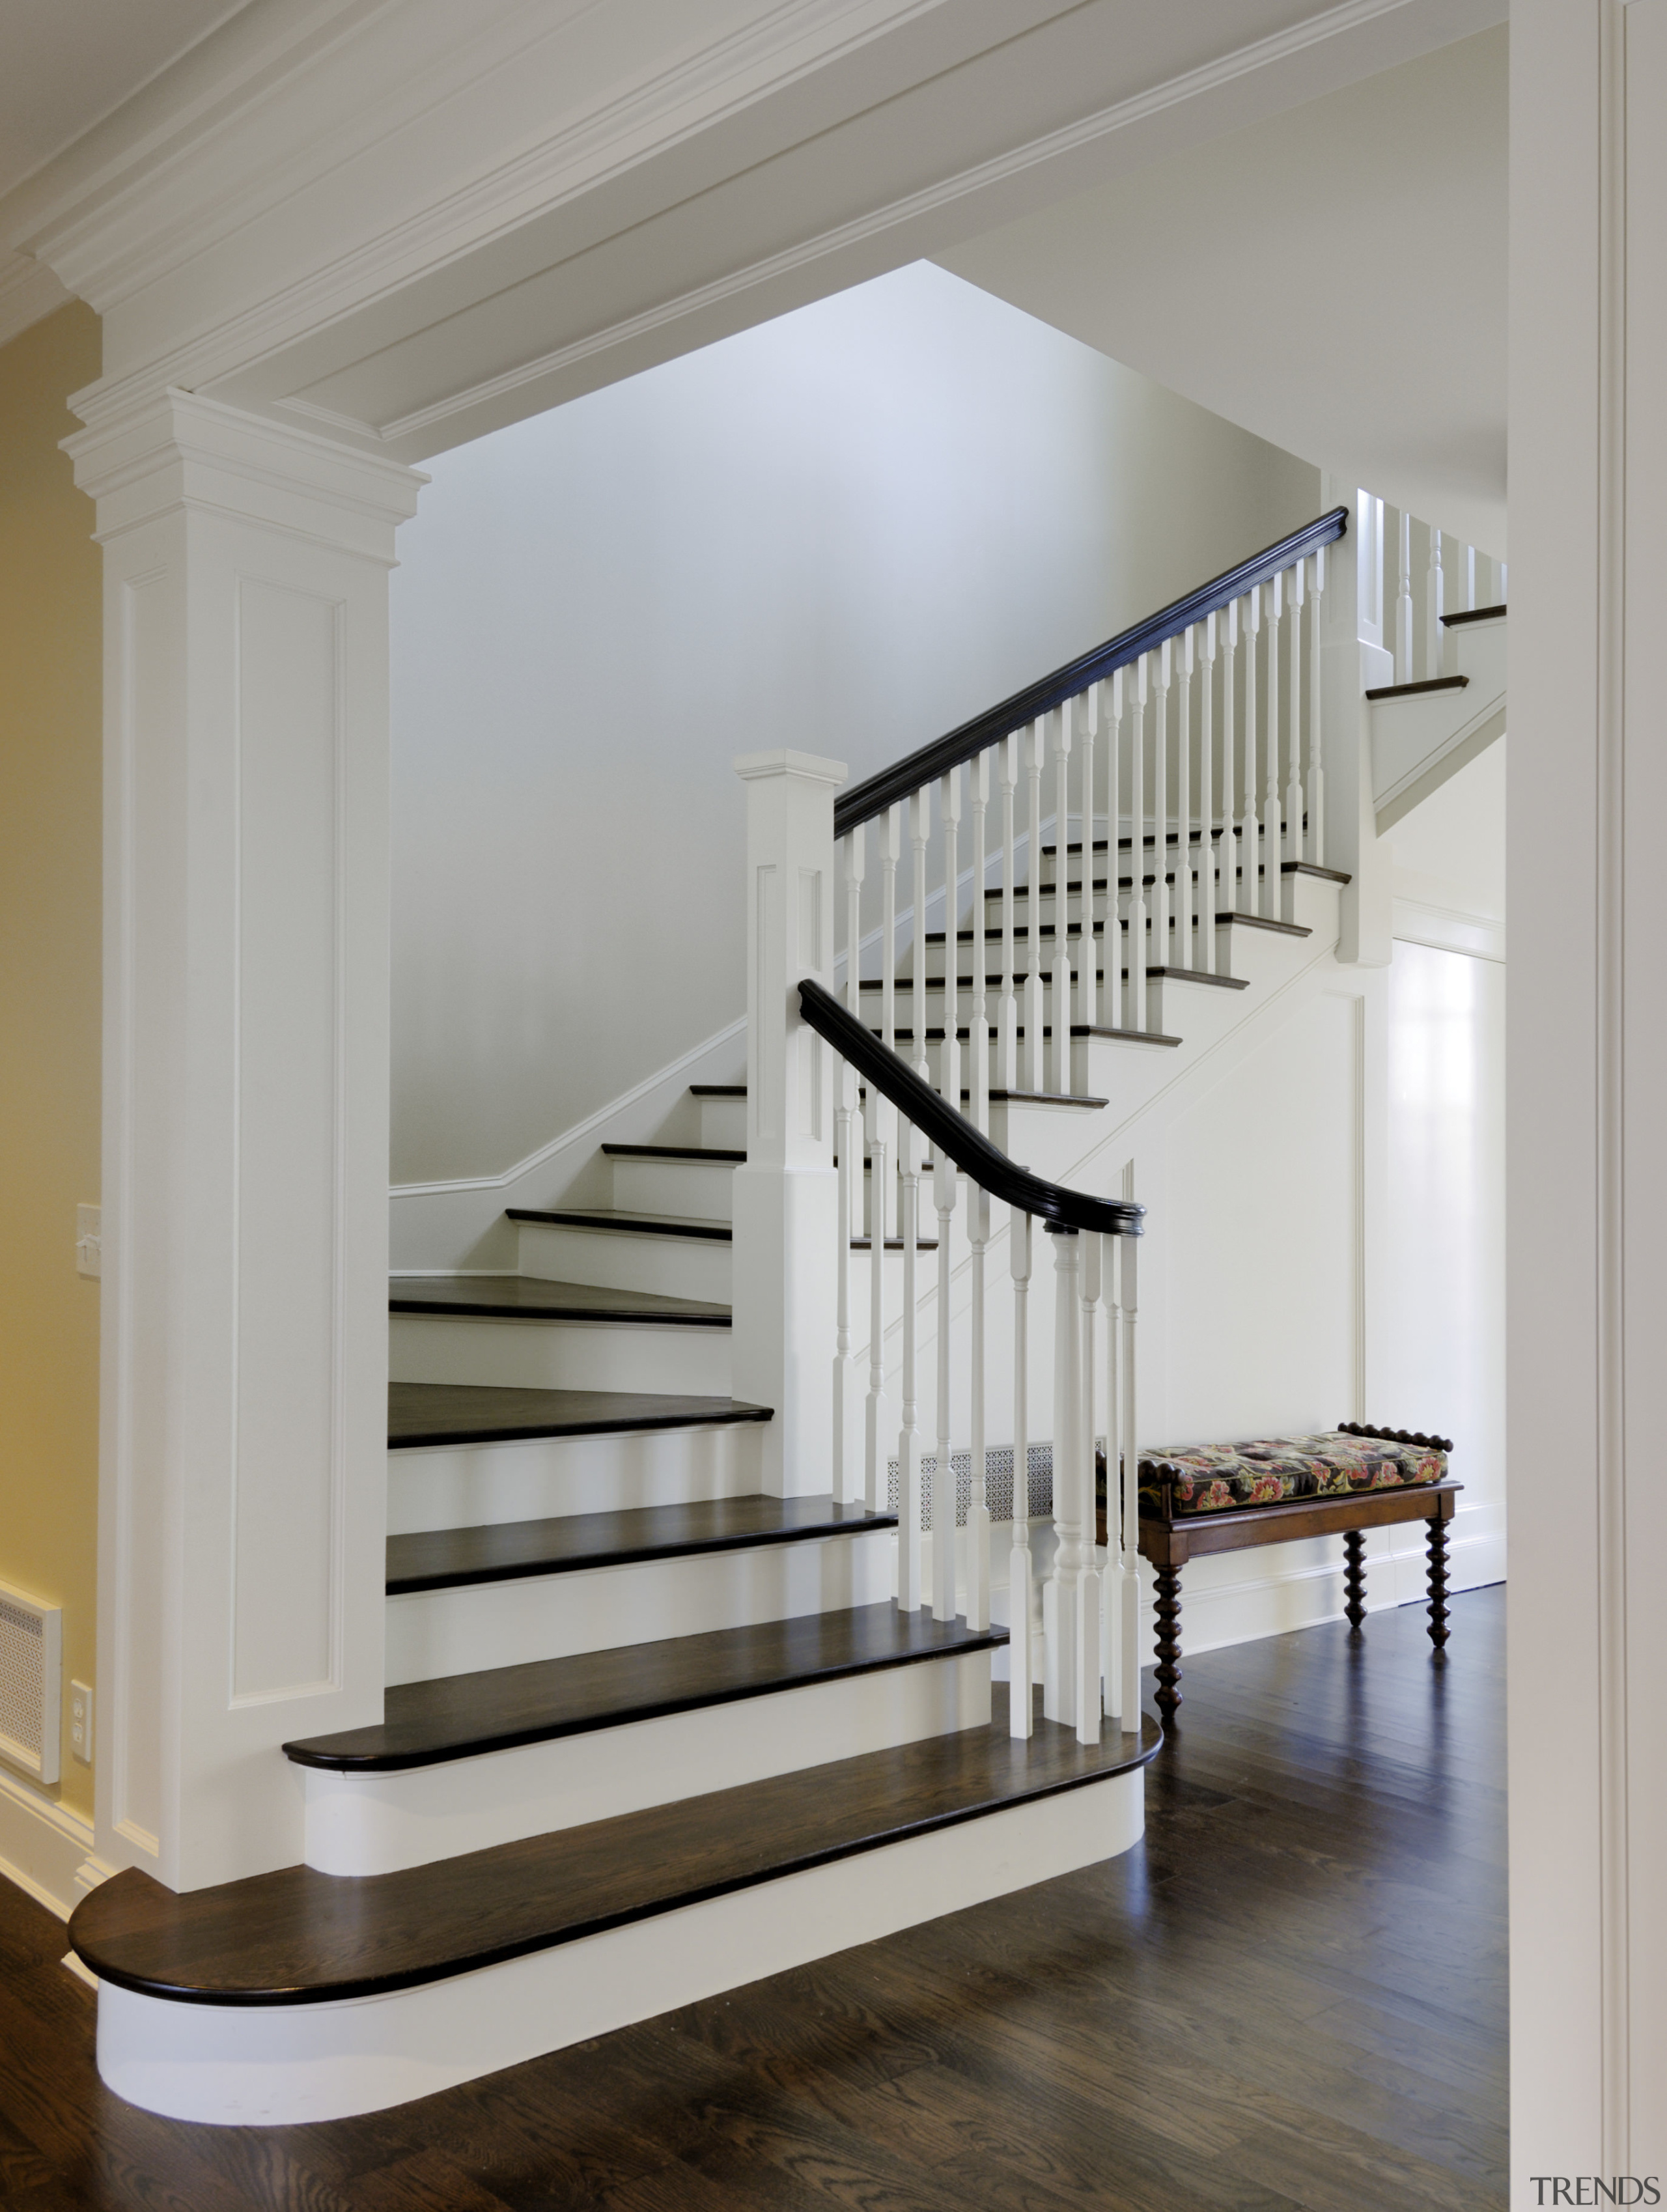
[1427,1512,1451,1651]
[1342,1528,1367,1631]
[1153,1563,1183,1720]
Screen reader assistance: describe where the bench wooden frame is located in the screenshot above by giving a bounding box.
[1135,1476,1461,1720]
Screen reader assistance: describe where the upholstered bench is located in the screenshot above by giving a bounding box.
[1104,1422,1459,1720]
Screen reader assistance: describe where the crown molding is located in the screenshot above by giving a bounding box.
[0,251,73,350]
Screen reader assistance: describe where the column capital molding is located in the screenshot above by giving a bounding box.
[64,386,426,558]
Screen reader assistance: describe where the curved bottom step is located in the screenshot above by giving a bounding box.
[76,1698,1159,2126]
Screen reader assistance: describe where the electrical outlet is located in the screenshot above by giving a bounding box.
[76,1206,101,1280]
[69,1681,92,1763]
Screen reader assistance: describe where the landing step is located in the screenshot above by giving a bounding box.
[388,1381,771,1450]
[384,1492,891,1595]
[601,1142,745,1164]
[285,1603,988,1772]
[71,1693,1161,2008]
[508,1206,730,1242]
[962,1087,1108,1109]
[389,1276,730,1326]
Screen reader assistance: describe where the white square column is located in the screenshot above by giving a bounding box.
[1319,479,1394,966]
[67,391,425,1892]
[729,750,845,1498]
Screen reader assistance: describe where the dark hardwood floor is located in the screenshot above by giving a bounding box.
[0,1586,1506,2209]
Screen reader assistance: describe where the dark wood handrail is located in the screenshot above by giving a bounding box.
[798,977,1142,1237]
[834,507,1349,839]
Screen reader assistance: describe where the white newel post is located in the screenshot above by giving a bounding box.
[1320,479,1394,965]
[67,391,424,1894]
[731,750,845,1498]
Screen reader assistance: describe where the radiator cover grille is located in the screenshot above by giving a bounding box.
[0,1584,63,1787]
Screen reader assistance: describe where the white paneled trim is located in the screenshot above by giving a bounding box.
[96,1766,1143,2125]
[0,1767,94,1920]
[1392,895,1506,963]
[0,251,72,348]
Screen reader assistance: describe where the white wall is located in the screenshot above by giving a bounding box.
[389,262,1319,1190]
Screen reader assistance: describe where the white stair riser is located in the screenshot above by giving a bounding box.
[387,1423,764,1535]
[97,1766,1143,2125]
[385,1527,897,1683]
[389,1313,731,1394]
[515,1220,731,1302]
[609,1158,737,1218]
[304,1648,990,1873]
[696,1095,748,1149]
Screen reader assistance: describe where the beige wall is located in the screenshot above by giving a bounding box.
[0,301,102,1823]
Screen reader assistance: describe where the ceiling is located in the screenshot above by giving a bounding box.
[0,0,249,200]
[937,24,1507,553]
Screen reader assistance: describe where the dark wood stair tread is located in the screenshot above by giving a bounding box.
[284,1603,994,1772]
[1283,859,1351,883]
[960,1088,1109,1109]
[1138,967,1249,988]
[385,1492,893,1594]
[388,1382,770,1450]
[1441,602,1506,626]
[687,1084,746,1095]
[507,1206,732,1242]
[1364,674,1470,701]
[601,1143,745,1163]
[389,1276,730,1325]
[1070,1025,1183,1046]
[71,1692,1161,2005]
[1214,910,1312,937]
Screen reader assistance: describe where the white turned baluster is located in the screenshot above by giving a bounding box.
[897,1117,924,1610]
[966,1183,990,1632]
[1199,613,1217,977]
[997,733,1019,1091]
[878,804,901,1239]
[1425,525,1445,680]
[1395,509,1414,683]
[1048,706,1073,1093]
[1021,720,1045,1089]
[1500,560,1508,600]
[1043,1227,1082,1725]
[1263,569,1283,918]
[968,751,990,1133]
[833,1050,858,1504]
[1128,656,1149,1030]
[1308,547,1326,864]
[1075,1230,1104,1744]
[1101,1232,1122,1724]
[1461,541,1477,615]
[910,785,931,1085]
[1078,690,1099,1035]
[843,823,866,1247]
[1118,1216,1142,1735]
[938,767,960,1115]
[1151,640,1171,973]
[1242,587,1261,917]
[1220,599,1239,938]
[931,1151,957,1621]
[863,1090,893,1511]
[1286,561,1304,877]
[1107,668,1127,1029]
[1008,1207,1034,1737]
[1175,627,1194,968]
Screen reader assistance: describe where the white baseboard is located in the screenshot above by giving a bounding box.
[97,1765,1143,2126]
[0,1765,96,1920]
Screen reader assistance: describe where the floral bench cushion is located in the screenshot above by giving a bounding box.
[1138,1431,1449,1517]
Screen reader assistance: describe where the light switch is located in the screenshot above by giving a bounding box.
[76,1206,100,1280]
[69,1681,92,1763]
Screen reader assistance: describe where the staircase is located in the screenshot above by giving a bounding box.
[67,493,1503,2128]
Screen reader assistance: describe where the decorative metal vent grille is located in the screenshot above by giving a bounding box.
[886,1444,1055,1529]
[0,1585,62,1787]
